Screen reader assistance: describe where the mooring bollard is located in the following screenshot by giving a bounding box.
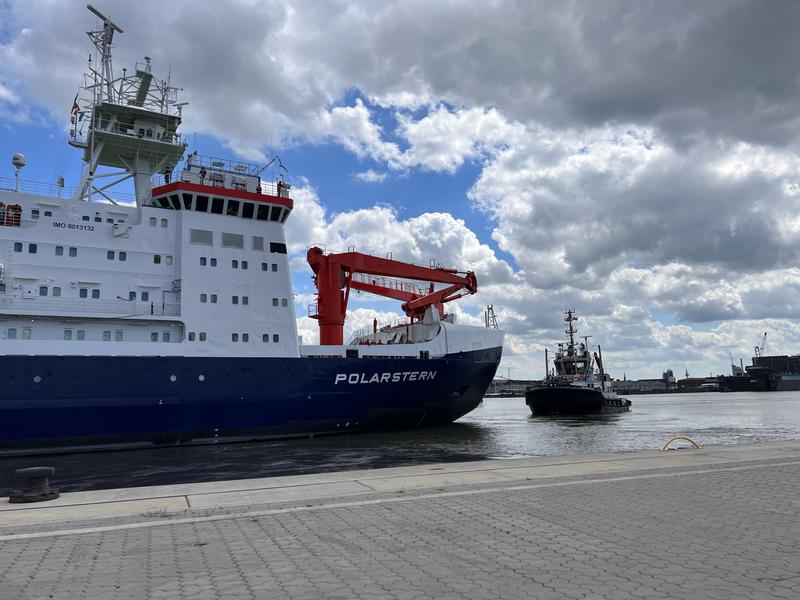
[9,467,60,503]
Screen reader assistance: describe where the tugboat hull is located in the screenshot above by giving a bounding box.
[525,386,631,416]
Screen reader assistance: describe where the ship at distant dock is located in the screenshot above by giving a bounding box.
[719,332,800,392]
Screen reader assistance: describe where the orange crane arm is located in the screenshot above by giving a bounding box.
[307,246,478,345]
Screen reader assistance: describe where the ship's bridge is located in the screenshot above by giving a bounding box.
[148,153,293,225]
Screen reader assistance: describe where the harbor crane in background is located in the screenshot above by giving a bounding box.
[754,331,768,358]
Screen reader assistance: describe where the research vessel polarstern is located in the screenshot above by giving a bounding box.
[0,6,503,455]
[525,310,629,415]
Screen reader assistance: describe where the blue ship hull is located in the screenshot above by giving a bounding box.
[0,347,501,454]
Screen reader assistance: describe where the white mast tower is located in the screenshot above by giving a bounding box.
[69,4,186,208]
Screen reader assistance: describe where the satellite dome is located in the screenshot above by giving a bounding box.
[12,153,26,168]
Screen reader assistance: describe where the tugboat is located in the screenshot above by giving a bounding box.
[0,6,504,455]
[525,310,630,415]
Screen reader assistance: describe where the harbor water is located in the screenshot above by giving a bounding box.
[2,391,799,496]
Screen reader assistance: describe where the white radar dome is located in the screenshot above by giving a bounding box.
[12,153,26,168]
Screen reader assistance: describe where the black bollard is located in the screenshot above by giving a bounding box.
[9,466,60,503]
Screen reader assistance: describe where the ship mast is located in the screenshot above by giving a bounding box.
[69,4,186,207]
[564,309,577,352]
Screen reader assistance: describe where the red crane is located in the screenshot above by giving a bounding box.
[307,246,478,345]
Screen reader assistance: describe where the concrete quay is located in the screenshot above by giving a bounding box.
[1,441,800,599]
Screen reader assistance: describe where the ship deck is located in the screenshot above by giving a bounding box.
[2,441,799,599]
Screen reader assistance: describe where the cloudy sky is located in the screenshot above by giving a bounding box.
[2,0,800,379]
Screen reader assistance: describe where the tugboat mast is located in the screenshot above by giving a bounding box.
[564,309,578,352]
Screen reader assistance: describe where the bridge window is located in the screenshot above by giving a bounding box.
[222,233,244,248]
[256,204,269,220]
[211,198,225,214]
[281,209,290,224]
[196,195,209,212]
[269,206,281,222]
[191,229,213,245]
[182,193,193,210]
[242,203,255,219]
[269,242,287,254]
[169,195,180,210]
[226,200,240,216]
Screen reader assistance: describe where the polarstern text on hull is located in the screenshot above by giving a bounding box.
[335,371,437,385]
[0,5,504,454]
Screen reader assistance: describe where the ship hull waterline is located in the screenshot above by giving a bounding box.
[0,347,501,455]
[526,385,630,416]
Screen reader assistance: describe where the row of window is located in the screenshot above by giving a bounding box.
[232,333,281,343]
[189,229,287,254]
[5,328,124,341]
[6,327,281,344]
[154,193,290,224]
[198,256,280,272]
[13,243,172,268]
[198,294,287,307]
[24,208,125,224]
[148,217,169,228]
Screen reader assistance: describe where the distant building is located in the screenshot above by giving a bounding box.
[485,379,537,397]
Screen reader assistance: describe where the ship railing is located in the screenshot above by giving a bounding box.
[0,294,180,317]
[0,177,136,204]
[349,317,414,343]
[350,273,426,296]
[152,170,286,198]
[0,177,75,199]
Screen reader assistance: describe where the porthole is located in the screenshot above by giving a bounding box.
[33,375,42,383]
[198,374,206,382]
[169,374,177,382]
